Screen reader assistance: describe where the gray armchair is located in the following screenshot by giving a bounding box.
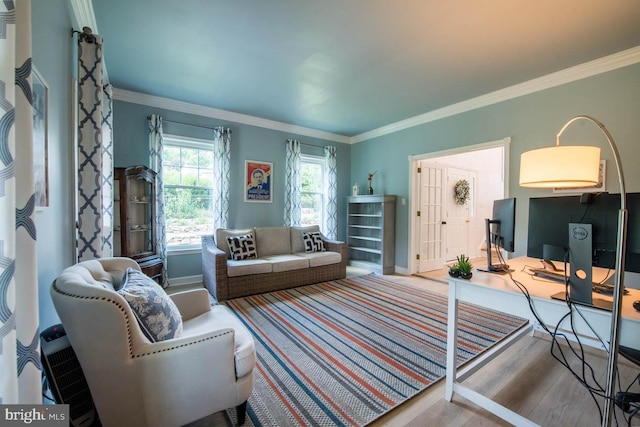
[50,257,255,427]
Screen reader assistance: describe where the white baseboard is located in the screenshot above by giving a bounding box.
[394,265,410,275]
[167,275,203,288]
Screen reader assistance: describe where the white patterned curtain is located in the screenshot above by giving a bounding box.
[324,146,338,239]
[76,28,113,261]
[212,127,231,231]
[0,0,41,403]
[148,115,168,285]
[284,139,301,226]
[101,85,114,255]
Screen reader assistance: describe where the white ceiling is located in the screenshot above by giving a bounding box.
[86,0,640,139]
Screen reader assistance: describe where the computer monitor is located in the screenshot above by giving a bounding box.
[479,197,516,274]
[527,192,640,273]
[527,192,640,311]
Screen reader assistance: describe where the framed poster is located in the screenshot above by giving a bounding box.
[553,160,606,194]
[245,160,273,202]
[33,66,49,208]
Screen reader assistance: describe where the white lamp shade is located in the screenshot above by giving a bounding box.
[519,145,601,188]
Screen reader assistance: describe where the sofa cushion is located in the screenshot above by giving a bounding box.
[302,231,325,252]
[291,225,321,253]
[216,228,254,259]
[254,227,291,257]
[262,254,309,272]
[118,268,183,342]
[227,259,272,277]
[295,251,342,267]
[227,234,258,260]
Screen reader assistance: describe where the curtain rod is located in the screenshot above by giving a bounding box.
[287,140,328,149]
[71,27,97,43]
[150,118,327,147]
[147,117,222,131]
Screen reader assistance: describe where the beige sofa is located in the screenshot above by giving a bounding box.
[202,225,347,301]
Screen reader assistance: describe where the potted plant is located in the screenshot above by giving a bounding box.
[448,262,460,278]
[456,254,473,279]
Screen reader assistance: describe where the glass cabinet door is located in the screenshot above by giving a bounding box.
[125,166,156,257]
[113,165,162,282]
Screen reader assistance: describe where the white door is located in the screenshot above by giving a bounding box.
[417,161,445,272]
[445,167,471,262]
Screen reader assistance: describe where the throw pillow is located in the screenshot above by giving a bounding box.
[302,231,325,252]
[227,234,258,260]
[118,268,183,342]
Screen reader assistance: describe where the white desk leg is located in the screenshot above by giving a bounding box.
[445,279,458,401]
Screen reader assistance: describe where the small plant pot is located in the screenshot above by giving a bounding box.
[448,268,460,278]
[459,271,473,280]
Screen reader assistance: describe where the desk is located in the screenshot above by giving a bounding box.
[445,256,640,427]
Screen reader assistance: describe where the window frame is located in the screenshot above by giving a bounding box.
[163,134,215,254]
[300,154,327,231]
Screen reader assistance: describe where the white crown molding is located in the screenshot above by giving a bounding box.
[113,88,351,144]
[69,0,98,33]
[351,46,640,144]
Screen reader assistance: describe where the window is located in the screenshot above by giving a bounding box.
[163,135,214,250]
[301,155,326,229]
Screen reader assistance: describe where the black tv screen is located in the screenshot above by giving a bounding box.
[527,193,640,273]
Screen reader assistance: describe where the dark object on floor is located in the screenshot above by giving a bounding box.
[615,345,640,422]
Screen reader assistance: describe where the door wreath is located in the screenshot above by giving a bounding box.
[454,179,470,205]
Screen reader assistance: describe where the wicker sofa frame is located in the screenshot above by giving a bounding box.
[202,234,347,301]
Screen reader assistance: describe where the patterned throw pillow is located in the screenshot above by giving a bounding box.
[118,268,183,342]
[302,231,325,252]
[226,234,258,260]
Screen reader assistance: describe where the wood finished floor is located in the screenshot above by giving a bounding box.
[188,268,640,427]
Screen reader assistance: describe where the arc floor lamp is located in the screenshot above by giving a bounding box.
[519,115,627,427]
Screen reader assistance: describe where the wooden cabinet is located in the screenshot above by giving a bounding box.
[114,166,163,282]
[347,195,396,274]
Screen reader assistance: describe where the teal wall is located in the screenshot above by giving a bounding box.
[112,101,351,279]
[350,64,640,270]
[32,0,75,330]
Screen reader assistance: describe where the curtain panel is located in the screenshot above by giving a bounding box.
[148,114,168,286]
[284,139,302,226]
[0,0,42,403]
[76,30,114,262]
[324,146,338,239]
[212,127,231,231]
[101,85,114,255]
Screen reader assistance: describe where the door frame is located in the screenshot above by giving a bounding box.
[408,137,511,274]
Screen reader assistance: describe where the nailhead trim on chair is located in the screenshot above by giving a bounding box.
[53,281,137,358]
[133,330,233,358]
[52,281,233,359]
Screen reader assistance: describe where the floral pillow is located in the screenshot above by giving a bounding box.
[302,231,325,253]
[226,234,258,260]
[118,268,183,342]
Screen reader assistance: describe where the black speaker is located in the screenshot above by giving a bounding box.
[40,324,101,427]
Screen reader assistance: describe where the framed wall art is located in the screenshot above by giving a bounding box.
[245,160,273,203]
[553,160,606,194]
[33,66,49,208]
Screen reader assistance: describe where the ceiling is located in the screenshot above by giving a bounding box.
[89,0,640,138]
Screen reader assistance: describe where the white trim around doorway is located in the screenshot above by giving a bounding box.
[407,137,511,275]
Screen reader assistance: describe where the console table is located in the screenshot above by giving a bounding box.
[445,256,640,426]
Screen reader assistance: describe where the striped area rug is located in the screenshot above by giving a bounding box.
[223,274,527,426]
